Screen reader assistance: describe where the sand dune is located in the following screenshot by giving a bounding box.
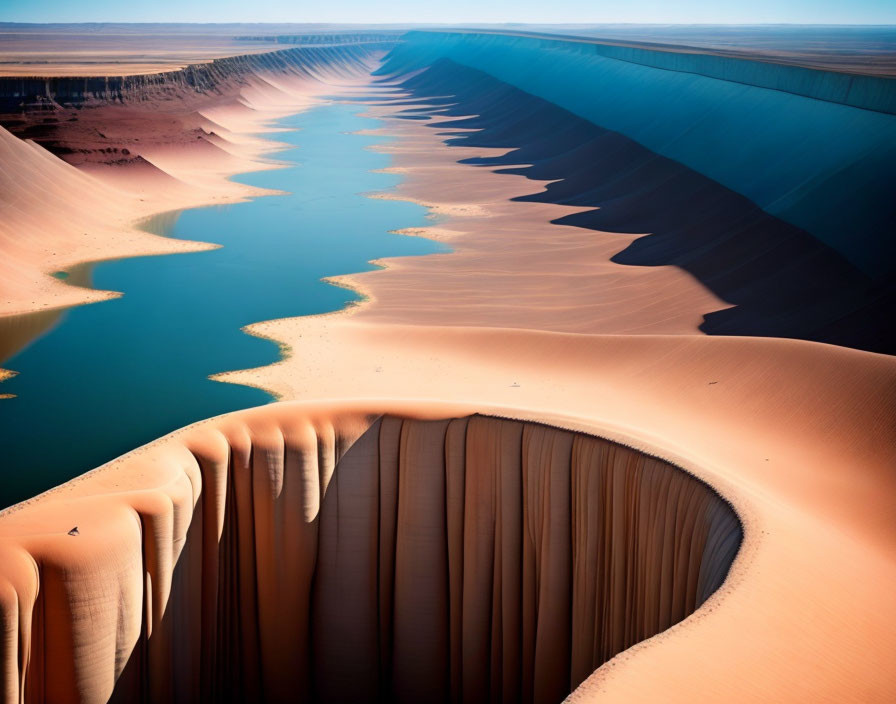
[0,402,742,703]
[0,41,393,319]
[0,124,215,317]
[2,327,894,701]
[337,61,894,352]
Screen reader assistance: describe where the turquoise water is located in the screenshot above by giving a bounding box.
[0,103,440,508]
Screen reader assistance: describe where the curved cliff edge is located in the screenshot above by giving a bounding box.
[2,330,895,703]
[0,400,741,703]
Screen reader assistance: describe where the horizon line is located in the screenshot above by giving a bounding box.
[3,21,896,28]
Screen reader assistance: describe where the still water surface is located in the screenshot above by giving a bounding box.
[0,103,440,507]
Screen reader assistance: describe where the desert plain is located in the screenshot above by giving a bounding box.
[0,22,894,704]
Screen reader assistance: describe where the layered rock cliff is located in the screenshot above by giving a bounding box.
[0,404,741,704]
[0,39,397,111]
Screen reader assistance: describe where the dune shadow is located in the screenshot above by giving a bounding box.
[376,59,895,353]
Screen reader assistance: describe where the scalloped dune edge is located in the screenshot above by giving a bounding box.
[0,400,741,703]
[2,332,895,703]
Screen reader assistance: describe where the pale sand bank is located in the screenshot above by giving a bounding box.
[0,51,388,321]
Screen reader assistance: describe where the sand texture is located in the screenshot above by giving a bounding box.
[0,40,394,319]
[0,404,742,703]
[1,28,895,704]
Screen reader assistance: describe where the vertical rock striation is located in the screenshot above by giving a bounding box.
[0,408,741,704]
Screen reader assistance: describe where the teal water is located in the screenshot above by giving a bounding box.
[0,103,441,508]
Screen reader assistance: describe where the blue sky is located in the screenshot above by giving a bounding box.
[2,0,895,25]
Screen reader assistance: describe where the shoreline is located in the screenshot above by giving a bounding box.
[0,47,395,385]
[0,119,294,321]
[0,112,298,384]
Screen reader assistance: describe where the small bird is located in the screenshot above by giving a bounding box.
[68,526,79,536]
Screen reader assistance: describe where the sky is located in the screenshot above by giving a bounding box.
[2,0,896,25]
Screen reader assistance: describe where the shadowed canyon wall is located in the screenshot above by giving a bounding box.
[377,58,895,353]
[377,31,896,279]
[0,409,741,704]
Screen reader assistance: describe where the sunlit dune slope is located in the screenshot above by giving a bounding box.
[0,39,397,318]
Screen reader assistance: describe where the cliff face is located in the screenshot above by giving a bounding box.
[366,59,893,353]
[0,41,396,111]
[0,405,740,704]
[377,31,896,278]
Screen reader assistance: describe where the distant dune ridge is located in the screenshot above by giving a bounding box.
[1,27,896,704]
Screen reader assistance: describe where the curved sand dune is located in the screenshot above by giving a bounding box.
[0,401,740,703]
[0,39,396,318]
[218,327,896,703]
[1,29,895,704]
[2,329,895,702]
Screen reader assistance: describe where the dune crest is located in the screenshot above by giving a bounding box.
[0,402,740,704]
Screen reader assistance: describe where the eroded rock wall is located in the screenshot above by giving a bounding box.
[0,409,740,704]
[0,41,396,111]
[377,31,896,278]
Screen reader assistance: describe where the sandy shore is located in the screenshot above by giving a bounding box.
[336,113,728,334]
[0,43,394,383]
